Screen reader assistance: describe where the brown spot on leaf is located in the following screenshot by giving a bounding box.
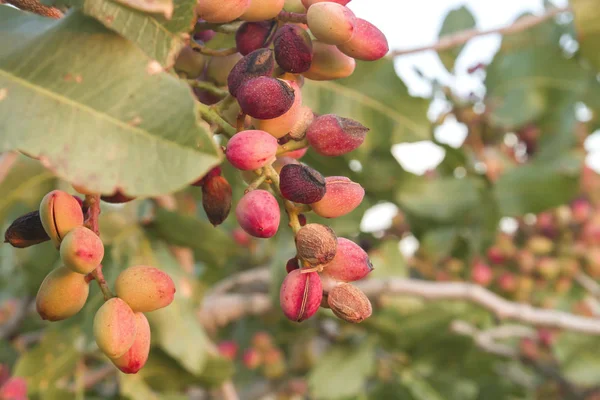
[0,88,8,101]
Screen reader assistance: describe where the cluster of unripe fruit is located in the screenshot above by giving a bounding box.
[412,195,600,311]
[179,0,388,323]
[5,190,176,374]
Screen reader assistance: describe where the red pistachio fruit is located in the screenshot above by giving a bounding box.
[236,189,280,238]
[337,18,388,61]
[280,269,322,322]
[322,238,372,282]
[226,130,278,171]
[310,176,364,218]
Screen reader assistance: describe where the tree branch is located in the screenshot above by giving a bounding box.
[199,268,600,335]
[0,152,18,184]
[389,6,571,57]
[3,0,63,18]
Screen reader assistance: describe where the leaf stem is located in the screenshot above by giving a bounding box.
[276,138,308,155]
[190,41,238,57]
[194,21,243,35]
[197,102,237,138]
[186,79,229,98]
[263,164,302,234]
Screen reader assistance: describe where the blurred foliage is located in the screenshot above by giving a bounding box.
[3,1,600,400]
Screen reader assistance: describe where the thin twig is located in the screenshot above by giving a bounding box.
[390,6,571,57]
[0,296,33,340]
[575,272,600,299]
[197,102,237,138]
[199,268,600,335]
[277,10,307,24]
[0,152,18,184]
[190,41,238,57]
[4,0,63,18]
[187,80,229,98]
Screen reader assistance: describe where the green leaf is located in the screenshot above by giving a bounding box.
[494,152,582,216]
[113,0,174,19]
[419,228,458,263]
[303,58,430,148]
[437,6,476,72]
[553,332,600,387]
[397,177,480,223]
[572,0,600,72]
[82,0,196,66]
[146,293,209,375]
[369,240,406,278]
[149,207,238,266]
[0,8,221,197]
[308,341,375,399]
[401,374,445,400]
[485,16,588,130]
[120,373,187,400]
[13,327,81,394]
[0,155,55,222]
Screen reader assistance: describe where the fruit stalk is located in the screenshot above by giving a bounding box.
[197,102,237,137]
[189,41,238,57]
[186,80,229,98]
[83,194,114,301]
[277,10,308,24]
[263,164,303,234]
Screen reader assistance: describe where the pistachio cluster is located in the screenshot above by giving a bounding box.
[4,190,175,374]
[182,0,386,324]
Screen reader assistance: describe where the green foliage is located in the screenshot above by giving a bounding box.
[2,2,600,400]
[0,7,220,197]
[437,6,476,72]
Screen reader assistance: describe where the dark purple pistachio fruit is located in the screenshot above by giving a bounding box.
[279,164,325,204]
[274,24,313,73]
[227,48,275,97]
[4,210,50,248]
[236,77,295,119]
[202,175,232,227]
[236,21,276,56]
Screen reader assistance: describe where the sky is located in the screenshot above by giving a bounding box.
[343,0,585,236]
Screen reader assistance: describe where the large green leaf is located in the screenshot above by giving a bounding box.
[572,0,600,72]
[485,17,588,130]
[553,332,600,387]
[113,0,174,19]
[303,58,430,149]
[0,7,220,197]
[13,327,81,394]
[149,207,238,266]
[308,341,375,399]
[0,155,55,222]
[397,176,499,255]
[437,6,476,72]
[494,152,582,216]
[83,0,196,66]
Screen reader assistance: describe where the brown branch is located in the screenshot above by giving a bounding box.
[390,6,571,57]
[199,268,600,335]
[277,10,307,24]
[4,0,63,18]
[0,152,18,184]
[575,272,600,299]
[0,296,33,340]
